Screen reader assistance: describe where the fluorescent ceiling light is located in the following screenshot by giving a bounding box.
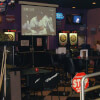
[72,6,76,8]
[92,2,96,5]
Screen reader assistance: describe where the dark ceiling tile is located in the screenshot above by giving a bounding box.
[17,0,100,9]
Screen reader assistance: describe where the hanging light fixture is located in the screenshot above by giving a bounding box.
[72,6,76,8]
[92,0,96,5]
[72,0,76,8]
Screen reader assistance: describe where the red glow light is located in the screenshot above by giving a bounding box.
[35,68,39,72]
[7,30,16,32]
[0,3,3,5]
[77,56,81,59]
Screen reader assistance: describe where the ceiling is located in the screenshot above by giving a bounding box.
[17,0,100,9]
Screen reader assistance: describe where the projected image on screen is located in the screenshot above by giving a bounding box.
[21,5,56,35]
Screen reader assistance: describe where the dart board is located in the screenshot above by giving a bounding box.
[60,34,67,42]
[59,33,67,46]
[4,32,15,41]
[8,34,14,41]
[69,33,77,45]
[0,34,8,41]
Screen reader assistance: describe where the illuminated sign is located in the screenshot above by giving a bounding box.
[4,29,16,32]
[6,15,15,22]
[56,12,64,20]
[7,29,16,32]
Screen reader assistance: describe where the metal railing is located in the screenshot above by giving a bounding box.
[0,46,7,100]
[80,72,100,100]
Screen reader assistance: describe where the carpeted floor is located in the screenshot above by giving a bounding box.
[22,86,80,100]
[66,97,80,100]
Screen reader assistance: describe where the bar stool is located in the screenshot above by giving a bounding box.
[25,73,44,100]
[43,72,60,100]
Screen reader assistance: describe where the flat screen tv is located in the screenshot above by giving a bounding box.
[73,15,82,24]
[66,14,82,25]
[21,5,56,36]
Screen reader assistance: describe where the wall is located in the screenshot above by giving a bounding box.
[0,4,21,30]
[49,7,87,50]
[0,4,87,50]
[87,8,100,48]
[56,8,87,32]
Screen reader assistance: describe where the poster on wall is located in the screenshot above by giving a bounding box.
[21,40,29,46]
[59,33,68,46]
[37,38,42,46]
[69,33,77,46]
[6,15,15,23]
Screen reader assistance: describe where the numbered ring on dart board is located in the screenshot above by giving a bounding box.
[70,35,76,42]
[8,34,14,41]
[60,34,67,42]
[4,32,15,41]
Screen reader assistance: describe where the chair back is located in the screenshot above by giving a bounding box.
[43,72,60,89]
[73,59,84,72]
[26,74,44,91]
[64,57,75,74]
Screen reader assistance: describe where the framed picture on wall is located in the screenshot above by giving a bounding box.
[21,40,29,46]
[33,36,47,51]
[37,38,42,47]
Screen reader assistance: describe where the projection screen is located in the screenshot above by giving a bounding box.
[21,5,56,36]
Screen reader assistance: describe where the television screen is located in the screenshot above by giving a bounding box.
[21,5,56,36]
[73,15,82,24]
[66,14,82,25]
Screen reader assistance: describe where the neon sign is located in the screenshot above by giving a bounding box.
[56,12,64,20]
[7,29,16,32]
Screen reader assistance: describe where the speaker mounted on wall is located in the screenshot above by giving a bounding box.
[90,28,97,34]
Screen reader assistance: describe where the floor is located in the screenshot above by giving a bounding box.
[22,84,80,100]
[20,67,80,100]
[6,63,100,100]
[21,78,100,100]
[21,66,100,100]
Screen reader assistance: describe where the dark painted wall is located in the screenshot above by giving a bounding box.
[0,4,21,30]
[49,8,87,50]
[87,8,100,48]
[0,4,87,50]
